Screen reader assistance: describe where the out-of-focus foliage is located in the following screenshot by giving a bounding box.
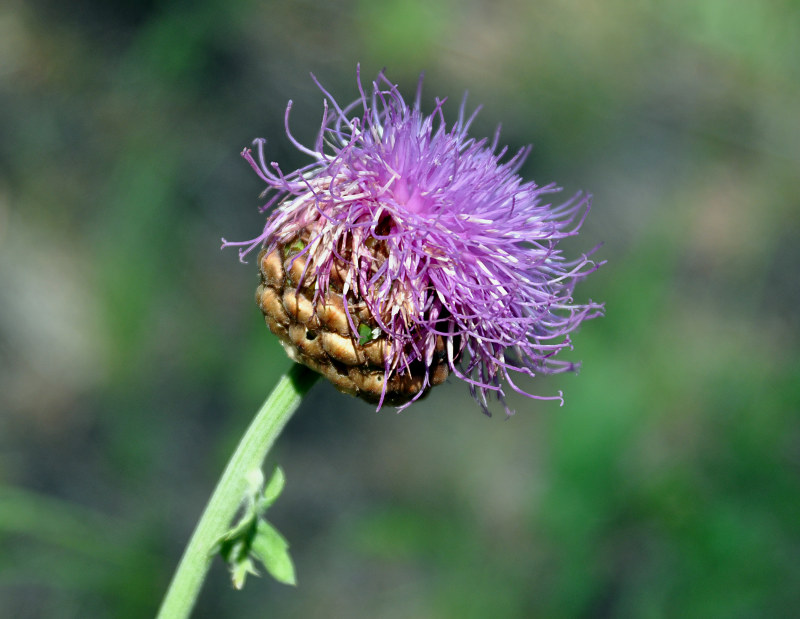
[0,0,797,617]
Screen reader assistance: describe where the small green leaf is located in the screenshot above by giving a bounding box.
[231,556,259,590]
[251,521,296,586]
[217,514,255,546]
[283,239,306,257]
[358,323,380,345]
[216,465,296,588]
[357,323,372,344]
[259,467,285,511]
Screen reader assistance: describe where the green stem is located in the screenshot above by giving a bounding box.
[157,363,318,619]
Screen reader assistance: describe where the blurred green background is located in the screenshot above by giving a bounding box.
[1,0,798,617]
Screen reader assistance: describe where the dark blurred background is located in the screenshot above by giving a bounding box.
[1,0,799,617]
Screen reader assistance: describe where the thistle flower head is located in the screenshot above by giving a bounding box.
[223,68,603,416]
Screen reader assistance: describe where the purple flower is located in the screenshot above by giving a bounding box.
[224,68,603,416]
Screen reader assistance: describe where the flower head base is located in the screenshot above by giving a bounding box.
[224,69,603,416]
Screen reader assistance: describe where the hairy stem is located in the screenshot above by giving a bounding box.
[157,363,318,619]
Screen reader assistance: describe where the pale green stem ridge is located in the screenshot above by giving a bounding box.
[157,364,318,619]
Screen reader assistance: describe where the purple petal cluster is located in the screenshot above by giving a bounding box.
[224,69,603,415]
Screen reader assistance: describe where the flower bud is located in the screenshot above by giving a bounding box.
[224,69,603,415]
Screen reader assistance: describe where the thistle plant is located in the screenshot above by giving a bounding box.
[158,68,602,618]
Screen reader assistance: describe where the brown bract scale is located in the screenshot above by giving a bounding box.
[256,241,449,406]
